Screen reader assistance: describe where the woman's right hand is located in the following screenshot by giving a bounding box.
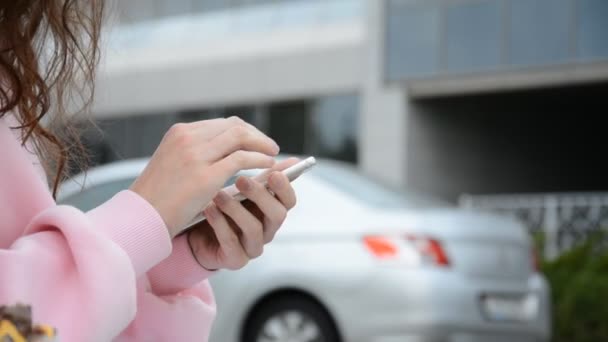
[129,117,280,238]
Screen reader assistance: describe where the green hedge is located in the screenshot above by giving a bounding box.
[541,235,608,342]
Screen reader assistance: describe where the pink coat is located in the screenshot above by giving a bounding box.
[0,114,216,341]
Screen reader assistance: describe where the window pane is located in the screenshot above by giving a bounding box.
[192,0,232,12]
[79,123,120,168]
[578,0,608,60]
[509,0,572,66]
[386,1,440,79]
[116,0,157,23]
[274,1,322,29]
[311,94,358,164]
[313,162,449,208]
[178,109,222,123]
[60,178,136,211]
[95,113,174,162]
[157,0,193,17]
[267,101,309,155]
[222,106,257,125]
[445,1,502,72]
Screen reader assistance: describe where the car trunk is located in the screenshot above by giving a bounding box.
[281,202,534,281]
[313,208,535,281]
[406,209,534,281]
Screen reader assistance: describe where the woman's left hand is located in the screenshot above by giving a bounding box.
[187,158,299,271]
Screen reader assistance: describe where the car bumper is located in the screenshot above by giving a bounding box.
[326,268,551,342]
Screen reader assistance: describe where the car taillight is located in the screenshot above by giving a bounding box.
[363,236,399,258]
[363,234,450,267]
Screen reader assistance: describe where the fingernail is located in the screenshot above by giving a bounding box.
[214,191,230,206]
[271,141,280,154]
[205,205,218,220]
[269,172,284,189]
[238,177,252,192]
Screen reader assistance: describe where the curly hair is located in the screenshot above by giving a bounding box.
[0,0,104,197]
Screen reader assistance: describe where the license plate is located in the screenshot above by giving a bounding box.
[480,294,538,322]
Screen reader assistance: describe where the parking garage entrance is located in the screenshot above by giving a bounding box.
[406,81,608,202]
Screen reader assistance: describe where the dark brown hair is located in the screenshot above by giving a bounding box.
[0,0,104,197]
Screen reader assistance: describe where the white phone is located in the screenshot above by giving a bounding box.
[183,156,316,230]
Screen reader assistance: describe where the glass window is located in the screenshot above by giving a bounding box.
[232,0,270,7]
[274,0,322,28]
[96,119,129,160]
[222,106,257,124]
[509,0,572,66]
[156,0,194,17]
[178,109,223,123]
[116,0,157,23]
[445,1,502,72]
[320,0,365,23]
[94,113,175,162]
[60,175,241,212]
[79,124,120,168]
[313,161,450,209]
[385,1,440,79]
[578,0,608,60]
[59,178,136,211]
[191,0,227,12]
[266,95,359,164]
[310,94,358,163]
[231,5,276,33]
[267,101,310,156]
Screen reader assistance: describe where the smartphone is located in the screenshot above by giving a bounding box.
[184,156,316,230]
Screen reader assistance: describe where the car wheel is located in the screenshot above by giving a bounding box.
[242,294,340,342]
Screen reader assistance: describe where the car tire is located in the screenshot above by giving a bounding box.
[242,293,340,342]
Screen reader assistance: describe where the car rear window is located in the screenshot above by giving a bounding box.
[312,162,450,209]
[59,176,241,212]
[59,178,135,211]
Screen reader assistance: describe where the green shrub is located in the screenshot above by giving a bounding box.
[542,234,608,342]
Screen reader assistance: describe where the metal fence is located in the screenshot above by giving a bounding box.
[459,193,608,260]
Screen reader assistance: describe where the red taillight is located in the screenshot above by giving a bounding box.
[363,234,450,267]
[424,239,450,266]
[407,235,450,267]
[363,236,399,258]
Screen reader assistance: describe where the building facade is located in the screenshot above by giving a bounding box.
[92,0,608,201]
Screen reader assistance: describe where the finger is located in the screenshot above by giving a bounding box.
[203,204,249,270]
[267,171,297,210]
[204,124,280,162]
[213,191,264,258]
[171,116,243,142]
[175,116,267,143]
[235,176,287,243]
[252,157,301,182]
[192,116,275,144]
[212,151,276,179]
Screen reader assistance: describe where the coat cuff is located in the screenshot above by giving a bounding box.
[148,234,216,296]
[87,190,172,276]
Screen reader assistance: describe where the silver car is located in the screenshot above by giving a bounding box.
[58,158,551,342]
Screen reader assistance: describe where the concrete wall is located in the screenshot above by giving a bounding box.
[95,0,608,201]
[359,0,408,188]
[93,21,364,117]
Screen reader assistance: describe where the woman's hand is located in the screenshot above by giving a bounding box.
[187,158,299,271]
[130,117,280,238]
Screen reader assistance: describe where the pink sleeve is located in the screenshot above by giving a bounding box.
[0,190,216,341]
[115,280,217,342]
[86,190,172,276]
[92,191,217,341]
[147,234,216,296]
[92,189,215,294]
[0,194,172,342]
